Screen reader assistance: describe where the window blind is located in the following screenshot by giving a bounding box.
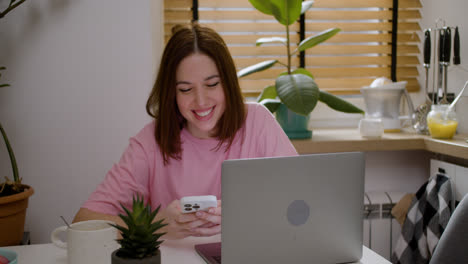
[164,0,422,96]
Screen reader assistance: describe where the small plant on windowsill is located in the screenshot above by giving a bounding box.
[238,0,364,139]
[110,194,167,264]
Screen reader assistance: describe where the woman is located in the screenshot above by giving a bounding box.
[73,24,297,239]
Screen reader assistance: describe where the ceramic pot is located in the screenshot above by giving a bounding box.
[111,249,161,264]
[276,104,312,139]
[0,185,34,246]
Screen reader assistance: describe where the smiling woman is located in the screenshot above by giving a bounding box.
[175,53,226,139]
[73,23,298,241]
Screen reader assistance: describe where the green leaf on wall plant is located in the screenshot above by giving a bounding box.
[296,28,341,53]
[237,59,278,78]
[257,85,277,102]
[318,91,365,114]
[256,37,288,46]
[275,74,319,116]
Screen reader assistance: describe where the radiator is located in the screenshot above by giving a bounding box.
[364,160,468,261]
[363,191,405,261]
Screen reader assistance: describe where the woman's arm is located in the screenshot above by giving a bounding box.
[73,207,125,226]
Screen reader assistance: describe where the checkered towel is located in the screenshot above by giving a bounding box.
[391,174,453,264]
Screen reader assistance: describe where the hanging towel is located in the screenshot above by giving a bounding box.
[391,174,453,264]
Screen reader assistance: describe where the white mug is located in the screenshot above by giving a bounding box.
[51,220,119,264]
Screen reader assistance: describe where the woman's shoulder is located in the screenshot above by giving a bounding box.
[132,120,157,146]
[245,102,275,121]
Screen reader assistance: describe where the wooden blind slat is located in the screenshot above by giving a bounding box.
[239,77,419,95]
[240,66,418,79]
[239,77,419,90]
[165,11,192,21]
[199,0,421,9]
[229,45,419,56]
[235,55,419,68]
[235,58,300,68]
[304,55,419,66]
[304,22,420,32]
[216,33,419,44]
[164,0,191,9]
[168,22,420,33]
[198,10,421,21]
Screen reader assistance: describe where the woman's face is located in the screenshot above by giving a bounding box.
[175,53,226,139]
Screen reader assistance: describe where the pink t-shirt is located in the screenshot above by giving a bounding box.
[82,103,297,214]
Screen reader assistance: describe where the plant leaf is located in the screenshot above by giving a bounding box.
[256,37,287,46]
[275,74,319,116]
[269,0,302,26]
[237,59,277,78]
[318,91,365,114]
[301,1,314,14]
[248,0,274,15]
[259,98,282,113]
[257,85,277,102]
[292,68,314,79]
[297,28,340,52]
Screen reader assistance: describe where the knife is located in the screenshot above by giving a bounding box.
[440,27,451,104]
[454,26,461,65]
[437,28,445,104]
[423,29,431,103]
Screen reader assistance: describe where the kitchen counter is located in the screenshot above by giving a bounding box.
[292,129,468,160]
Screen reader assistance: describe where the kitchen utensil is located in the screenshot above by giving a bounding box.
[414,29,432,134]
[60,215,71,228]
[444,80,468,120]
[440,27,451,105]
[437,28,445,104]
[361,81,415,131]
[441,27,452,104]
[454,26,460,65]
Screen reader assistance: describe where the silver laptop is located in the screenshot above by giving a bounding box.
[196,152,365,264]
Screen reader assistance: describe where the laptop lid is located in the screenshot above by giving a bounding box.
[220,152,365,264]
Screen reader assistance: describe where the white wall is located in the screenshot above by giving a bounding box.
[420,0,468,98]
[0,0,163,243]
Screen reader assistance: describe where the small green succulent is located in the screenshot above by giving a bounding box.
[111,194,167,259]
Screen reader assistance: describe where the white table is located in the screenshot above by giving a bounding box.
[3,235,390,263]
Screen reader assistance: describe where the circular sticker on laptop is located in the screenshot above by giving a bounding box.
[286,200,310,226]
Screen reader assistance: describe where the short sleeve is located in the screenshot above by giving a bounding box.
[81,136,151,215]
[251,103,298,157]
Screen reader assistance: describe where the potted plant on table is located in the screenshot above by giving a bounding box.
[110,194,167,264]
[0,1,33,247]
[238,0,364,139]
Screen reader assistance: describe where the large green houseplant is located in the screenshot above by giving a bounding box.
[110,195,167,264]
[238,0,364,138]
[0,0,34,247]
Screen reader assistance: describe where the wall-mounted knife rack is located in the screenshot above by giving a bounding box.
[424,19,461,105]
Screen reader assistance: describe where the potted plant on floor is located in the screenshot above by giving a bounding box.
[0,0,33,247]
[110,194,167,264]
[238,0,364,139]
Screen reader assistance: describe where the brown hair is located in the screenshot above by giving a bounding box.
[146,24,245,164]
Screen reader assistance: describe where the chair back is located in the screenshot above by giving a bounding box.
[429,194,468,264]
